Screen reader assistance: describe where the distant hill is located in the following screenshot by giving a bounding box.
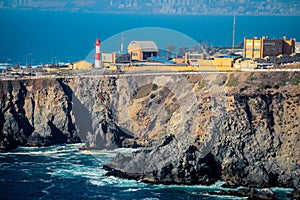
[1,0,299,16]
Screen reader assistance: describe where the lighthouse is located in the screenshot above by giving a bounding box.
[94,38,101,68]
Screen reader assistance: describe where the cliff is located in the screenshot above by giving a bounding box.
[0,72,299,197]
[0,79,79,149]
[0,77,134,150]
[104,72,300,197]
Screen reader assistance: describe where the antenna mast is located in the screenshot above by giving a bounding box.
[232,13,236,52]
[121,33,124,52]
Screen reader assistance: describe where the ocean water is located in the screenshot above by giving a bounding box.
[0,10,300,65]
[0,144,293,200]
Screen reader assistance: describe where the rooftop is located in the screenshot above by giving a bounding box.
[128,41,158,52]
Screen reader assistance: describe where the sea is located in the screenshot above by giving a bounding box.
[0,144,293,200]
[0,10,300,66]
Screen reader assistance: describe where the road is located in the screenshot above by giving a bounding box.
[0,68,299,81]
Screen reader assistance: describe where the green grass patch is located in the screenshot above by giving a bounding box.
[290,76,300,85]
[198,79,207,90]
[226,74,240,87]
[212,74,227,86]
[278,72,300,86]
[134,84,158,99]
[247,73,257,82]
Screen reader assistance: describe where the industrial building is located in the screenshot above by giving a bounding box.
[86,37,298,72]
[89,39,239,70]
[112,52,131,63]
[244,36,296,59]
[128,41,158,61]
[71,60,93,70]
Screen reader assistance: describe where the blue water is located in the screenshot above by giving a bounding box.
[0,10,300,65]
[0,144,293,200]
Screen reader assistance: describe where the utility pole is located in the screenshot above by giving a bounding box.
[26,52,31,67]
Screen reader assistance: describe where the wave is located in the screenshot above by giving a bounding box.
[269,187,294,200]
[0,144,85,156]
[41,183,56,196]
[123,188,142,192]
[202,193,247,200]
[270,187,293,193]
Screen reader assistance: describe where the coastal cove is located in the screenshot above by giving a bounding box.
[0,144,294,200]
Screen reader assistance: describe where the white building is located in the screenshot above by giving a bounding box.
[295,42,300,54]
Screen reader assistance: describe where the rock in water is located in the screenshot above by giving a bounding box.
[0,133,18,150]
[208,188,276,200]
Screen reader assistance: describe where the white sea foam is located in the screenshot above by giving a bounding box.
[40,179,53,183]
[20,180,36,183]
[89,179,105,186]
[202,193,247,200]
[80,150,114,155]
[72,170,103,178]
[270,187,293,193]
[123,188,142,192]
[41,183,55,195]
[153,181,227,191]
[20,168,30,174]
[0,149,77,156]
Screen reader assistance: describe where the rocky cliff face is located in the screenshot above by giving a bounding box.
[0,72,299,196]
[0,77,135,150]
[0,79,80,149]
[103,72,300,196]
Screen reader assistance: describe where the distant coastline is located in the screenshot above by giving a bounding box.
[1,0,300,16]
[1,7,300,17]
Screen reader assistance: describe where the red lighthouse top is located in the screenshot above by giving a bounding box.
[95,38,101,46]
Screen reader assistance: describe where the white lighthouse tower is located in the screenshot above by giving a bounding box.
[94,38,101,68]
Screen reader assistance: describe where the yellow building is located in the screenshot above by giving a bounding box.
[184,53,204,65]
[213,57,235,68]
[172,57,185,64]
[184,52,235,69]
[112,52,131,64]
[244,36,296,59]
[128,41,158,61]
[102,53,113,67]
[71,60,93,70]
